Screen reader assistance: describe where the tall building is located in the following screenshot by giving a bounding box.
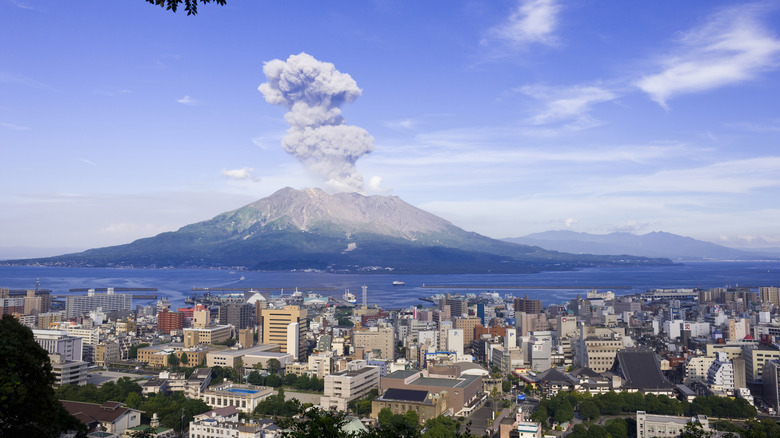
[760,287,780,307]
[454,317,481,350]
[763,359,780,413]
[514,295,542,314]
[260,306,307,360]
[66,288,132,319]
[353,327,394,360]
[218,303,253,329]
[157,308,185,334]
[728,318,750,341]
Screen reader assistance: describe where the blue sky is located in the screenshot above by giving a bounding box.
[2,0,780,255]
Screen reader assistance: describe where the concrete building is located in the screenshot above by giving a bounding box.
[219,303,254,329]
[157,308,185,334]
[352,326,394,360]
[381,369,483,417]
[707,353,734,393]
[260,306,307,360]
[454,317,481,349]
[728,318,751,341]
[514,295,542,314]
[184,325,233,348]
[760,287,780,307]
[574,326,626,373]
[33,329,83,362]
[371,388,448,424]
[200,383,274,414]
[49,353,88,387]
[206,344,282,369]
[65,288,132,319]
[636,411,711,438]
[446,329,464,358]
[762,359,780,413]
[742,344,780,383]
[684,356,716,383]
[189,406,280,438]
[320,361,381,411]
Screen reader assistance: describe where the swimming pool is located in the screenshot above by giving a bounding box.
[225,388,259,394]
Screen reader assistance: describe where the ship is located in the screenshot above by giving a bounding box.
[392,281,406,286]
[343,289,357,304]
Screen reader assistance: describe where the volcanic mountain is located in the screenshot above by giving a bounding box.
[13,187,673,273]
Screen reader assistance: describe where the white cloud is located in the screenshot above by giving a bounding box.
[384,118,417,130]
[0,122,30,130]
[611,220,649,233]
[221,167,260,182]
[366,175,392,194]
[486,0,562,47]
[564,217,577,228]
[636,5,780,108]
[518,84,617,126]
[78,158,95,166]
[177,95,198,105]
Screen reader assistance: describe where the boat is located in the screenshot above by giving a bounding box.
[343,289,357,304]
[392,281,406,286]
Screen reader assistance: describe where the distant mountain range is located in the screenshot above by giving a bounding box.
[4,187,672,274]
[503,230,780,261]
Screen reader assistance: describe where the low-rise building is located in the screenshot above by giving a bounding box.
[200,383,274,414]
[636,411,711,438]
[371,388,448,424]
[61,400,142,436]
[320,361,380,411]
[189,406,280,438]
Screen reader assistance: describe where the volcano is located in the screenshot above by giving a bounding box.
[11,187,673,273]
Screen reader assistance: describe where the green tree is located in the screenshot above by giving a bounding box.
[678,421,715,438]
[168,352,179,367]
[579,400,599,421]
[278,407,351,438]
[586,424,609,438]
[129,343,149,359]
[267,358,282,374]
[145,0,226,15]
[605,418,628,438]
[0,315,87,437]
[180,352,189,365]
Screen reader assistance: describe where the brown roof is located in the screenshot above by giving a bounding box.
[61,400,137,425]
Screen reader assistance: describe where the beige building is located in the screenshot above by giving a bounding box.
[138,344,211,368]
[206,344,281,369]
[371,388,448,424]
[320,360,380,411]
[575,326,626,373]
[684,356,716,383]
[308,353,334,379]
[760,287,780,307]
[184,325,233,348]
[352,326,394,360]
[260,306,307,360]
[95,342,121,367]
[636,411,711,437]
[742,344,780,383]
[200,383,274,414]
[454,317,481,349]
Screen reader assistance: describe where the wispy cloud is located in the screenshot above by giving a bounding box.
[78,158,95,166]
[10,0,36,10]
[0,71,55,91]
[384,118,417,130]
[177,95,198,105]
[518,84,618,127]
[221,167,260,182]
[484,0,562,48]
[636,4,780,108]
[0,122,30,130]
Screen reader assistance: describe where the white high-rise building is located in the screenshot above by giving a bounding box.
[66,288,132,319]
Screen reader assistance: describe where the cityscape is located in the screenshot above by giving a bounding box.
[4,279,780,437]
[3,1,780,438]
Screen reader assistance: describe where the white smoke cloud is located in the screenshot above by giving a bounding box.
[221,167,260,182]
[259,53,375,192]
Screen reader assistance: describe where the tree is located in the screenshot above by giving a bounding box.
[267,358,282,374]
[129,343,149,359]
[678,422,715,438]
[180,351,189,365]
[278,407,352,438]
[145,0,226,15]
[168,352,179,367]
[579,400,599,421]
[605,418,628,438]
[0,315,87,437]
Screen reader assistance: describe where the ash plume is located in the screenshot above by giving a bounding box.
[259,53,374,192]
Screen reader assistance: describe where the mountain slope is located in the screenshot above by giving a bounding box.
[503,230,778,261]
[8,188,674,273]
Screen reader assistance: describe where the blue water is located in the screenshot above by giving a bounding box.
[1,261,779,310]
[226,388,258,394]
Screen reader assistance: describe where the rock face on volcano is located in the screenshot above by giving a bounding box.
[14,188,672,273]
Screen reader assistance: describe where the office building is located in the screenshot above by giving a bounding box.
[219,303,254,329]
[66,288,132,319]
[320,361,381,411]
[636,411,711,438]
[514,295,542,314]
[157,308,185,334]
[183,325,233,348]
[352,326,394,360]
[260,306,307,360]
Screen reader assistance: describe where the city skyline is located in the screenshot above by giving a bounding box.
[2,1,780,255]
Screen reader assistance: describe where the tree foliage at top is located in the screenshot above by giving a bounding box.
[145,0,226,15]
[0,315,87,437]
